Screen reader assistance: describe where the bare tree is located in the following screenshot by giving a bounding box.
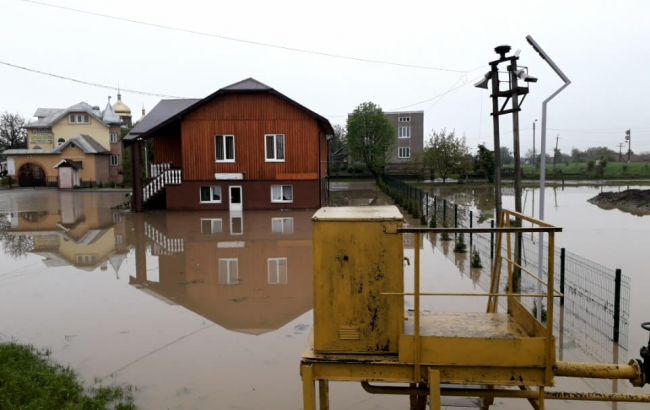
[0,112,28,150]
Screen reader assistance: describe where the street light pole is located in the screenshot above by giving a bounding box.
[625,129,631,163]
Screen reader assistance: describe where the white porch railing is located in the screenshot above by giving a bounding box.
[143,168,182,202]
[150,162,172,178]
[144,221,184,254]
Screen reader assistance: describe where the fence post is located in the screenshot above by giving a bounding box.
[454,204,458,228]
[469,210,473,249]
[433,196,437,224]
[560,248,566,306]
[613,268,622,343]
[490,219,495,260]
[443,200,447,226]
[425,193,429,221]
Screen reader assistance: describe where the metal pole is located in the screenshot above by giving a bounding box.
[425,193,429,222]
[443,199,447,226]
[490,219,495,260]
[527,35,571,302]
[469,210,473,249]
[613,268,622,343]
[454,203,458,228]
[560,248,566,306]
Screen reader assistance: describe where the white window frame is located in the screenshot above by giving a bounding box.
[76,254,96,265]
[398,147,411,159]
[398,126,411,139]
[270,185,293,203]
[230,215,243,235]
[218,258,239,285]
[199,185,222,203]
[201,218,223,234]
[271,217,294,234]
[110,132,119,144]
[265,134,286,162]
[215,135,236,162]
[69,113,89,124]
[110,154,119,166]
[398,116,411,123]
[267,257,288,284]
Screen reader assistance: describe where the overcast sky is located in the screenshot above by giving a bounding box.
[1,0,649,154]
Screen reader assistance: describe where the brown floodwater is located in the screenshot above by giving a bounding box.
[0,186,648,409]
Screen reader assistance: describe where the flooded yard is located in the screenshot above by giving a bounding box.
[0,185,648,409]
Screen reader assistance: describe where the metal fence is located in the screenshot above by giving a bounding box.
[378,175,631,355]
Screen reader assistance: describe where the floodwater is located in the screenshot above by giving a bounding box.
[0,185,648,409]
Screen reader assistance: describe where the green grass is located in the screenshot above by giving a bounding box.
[516,161,650,179]
[0,343,136,410]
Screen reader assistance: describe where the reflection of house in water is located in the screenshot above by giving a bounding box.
[130,210,313,335]
[5,192,130,274]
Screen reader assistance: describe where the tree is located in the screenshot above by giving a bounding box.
[423,129,470,183]
[346,102,395,177]
[328,124,347,174]
[0,112,28,150]
[475,144,495,182]
[500,147,514,165]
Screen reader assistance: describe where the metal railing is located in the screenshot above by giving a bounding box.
[385,213,563,383]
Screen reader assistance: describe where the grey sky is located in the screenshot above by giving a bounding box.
[1,0,649,154]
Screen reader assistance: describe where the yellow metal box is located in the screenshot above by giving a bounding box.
[312,206,404,354]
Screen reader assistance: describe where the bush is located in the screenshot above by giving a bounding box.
[1,175,15,188]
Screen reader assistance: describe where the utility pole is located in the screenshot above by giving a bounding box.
[617,142,625,162]
[532,119,538,167]
[553,134,560,173]
[625,129,631,163]
[475,44,537,294]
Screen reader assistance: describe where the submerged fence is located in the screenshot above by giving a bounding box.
[378,175,632,355]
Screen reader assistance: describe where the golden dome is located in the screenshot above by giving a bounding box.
[112,92,131,115]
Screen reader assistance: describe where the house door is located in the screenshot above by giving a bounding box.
[229,186,242,211]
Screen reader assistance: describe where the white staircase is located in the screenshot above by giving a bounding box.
[143,168,182,202]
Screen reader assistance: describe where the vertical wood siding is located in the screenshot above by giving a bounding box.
[151,124,183,167]
[180,93,322,181]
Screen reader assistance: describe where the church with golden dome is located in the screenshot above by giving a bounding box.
[112,90,132,126]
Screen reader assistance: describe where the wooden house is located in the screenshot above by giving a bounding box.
[124,78,333,211]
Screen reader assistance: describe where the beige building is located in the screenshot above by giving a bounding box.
[3,96,132,187]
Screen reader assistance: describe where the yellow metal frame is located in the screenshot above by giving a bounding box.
[301,207,649,409]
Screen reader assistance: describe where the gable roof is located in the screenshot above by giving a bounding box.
[27,101,122,128]
[53,135,110,154]
[126,99,200,139]
[124,78,333,144]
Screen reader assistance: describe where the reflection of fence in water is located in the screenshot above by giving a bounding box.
[424,194,631,360]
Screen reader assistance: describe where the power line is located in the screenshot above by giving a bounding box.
[0,60,184,98]
[18,0,472,74]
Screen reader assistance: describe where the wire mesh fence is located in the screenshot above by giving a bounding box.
[378,175,631,355]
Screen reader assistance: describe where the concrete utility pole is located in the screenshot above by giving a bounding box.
[617,142,625,162]
[553,135,560,173]
[533,119,538,167]
[625,129,631,162]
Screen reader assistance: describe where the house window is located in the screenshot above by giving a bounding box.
[218,258,239,285]
[230,216,243,235]
[271,185,293,203]
[200,186,222,203]
[398,116,411,122]
[76,254,96,266]
[398,147,411,159]
[398,126,411,138]
[215,135,235,162]
[69,113,89,124]
[110,155,119,166]
[110,132,119,143]
[201,218,223,234]
[268,257,288,284]
[265,134,286,162]
[116,234,124,245]
[271,217,294,234]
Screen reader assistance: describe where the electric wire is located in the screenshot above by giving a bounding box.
[0,60,184,98]
[18,0,472,74]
